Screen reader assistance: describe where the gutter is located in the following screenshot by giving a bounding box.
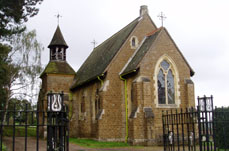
[120,70,136,143]
[71,73,106,91]
[97,73,104,86]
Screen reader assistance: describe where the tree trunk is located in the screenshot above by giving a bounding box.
[3,86,11,123]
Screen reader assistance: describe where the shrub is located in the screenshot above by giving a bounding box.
[214,107,229,149]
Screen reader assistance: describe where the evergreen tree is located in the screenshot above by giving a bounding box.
[0,0,43,39]
[0,44,11,109]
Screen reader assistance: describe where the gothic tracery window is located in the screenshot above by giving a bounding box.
[157,60,175,105]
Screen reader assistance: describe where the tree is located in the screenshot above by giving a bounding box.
[7,98,34,123]
[0,44,11,110]
[0,0,43,39]
[0,29,43,122]
[0,0,44,121]
[0,43,20,122]
[4,29,43,113]
[214,107,229,149]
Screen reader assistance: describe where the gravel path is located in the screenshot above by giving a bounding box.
[3,137,164,151]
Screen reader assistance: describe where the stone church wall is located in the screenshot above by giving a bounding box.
[40,74,74,110]
[69,12,195,145]
[126,28,195,145]
[93,14,157,141]
[38,73,74,138]
[70,81,103,138]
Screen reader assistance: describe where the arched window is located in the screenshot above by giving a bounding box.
[81,96,85,113]
[157,60,175,104]
[132,38,136,47]
[154,56,180,108]
[130,36,138,49]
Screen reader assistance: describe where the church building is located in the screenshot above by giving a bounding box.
[39,5,195,145]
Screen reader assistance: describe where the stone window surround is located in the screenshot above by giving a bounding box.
[153,55,180,108]
[130,36,139,49]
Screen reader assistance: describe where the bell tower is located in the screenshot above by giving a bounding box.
[48,25,68,61]
[38,25,75,124]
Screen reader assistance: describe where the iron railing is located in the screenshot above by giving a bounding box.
[0,92,69,151]
[162,96,229,151]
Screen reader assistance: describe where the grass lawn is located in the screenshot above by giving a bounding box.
[2,143,7,151]
[69,138,130,148]
[3,126,36,137]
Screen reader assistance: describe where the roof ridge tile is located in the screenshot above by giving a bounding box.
[146,27,163,37]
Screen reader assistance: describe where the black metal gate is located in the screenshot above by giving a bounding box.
[0,92,69,151]
[162,96,229,151]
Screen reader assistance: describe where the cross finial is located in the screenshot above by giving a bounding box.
[55,13,62,25]
[91,39,97,48]
[157,12,166,27]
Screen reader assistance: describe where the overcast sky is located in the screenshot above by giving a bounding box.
[26,0,229,107]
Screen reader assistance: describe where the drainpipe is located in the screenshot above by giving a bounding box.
[120,70,136,143]
[97,74,104,86]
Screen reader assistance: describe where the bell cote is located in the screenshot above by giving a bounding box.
[48,26,68,61]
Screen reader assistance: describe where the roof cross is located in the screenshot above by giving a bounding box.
[55,13,62,25]
[157,12,166,27]
[91,39,97,49]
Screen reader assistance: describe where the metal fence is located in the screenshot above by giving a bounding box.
[0,92,69,151]
[162,96,229,151]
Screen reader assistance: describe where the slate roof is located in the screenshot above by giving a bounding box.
[48,25,68,48]
[121,28,161,75]
[71,17,140,90]
[40,61,75,77]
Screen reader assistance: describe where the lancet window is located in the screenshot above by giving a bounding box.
[157,60,175,105]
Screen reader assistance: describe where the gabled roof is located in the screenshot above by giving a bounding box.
[40,61,75,77]
[121,28,161,75]
[163,28,195,76]
[121,27,195,77]
[48,26,68,48]
[71,17,140,90]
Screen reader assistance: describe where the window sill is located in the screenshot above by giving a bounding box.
[157,104,179,109]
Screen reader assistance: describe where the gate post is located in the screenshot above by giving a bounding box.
[197,95,214,151]
[47,91,69,151]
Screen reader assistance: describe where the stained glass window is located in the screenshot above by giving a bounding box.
[161,60,170,70]
[157,60,175,105]
[158,69,166,104]
[167,69,175,104]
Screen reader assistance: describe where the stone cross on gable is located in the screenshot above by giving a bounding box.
[91,39,97,48]
[55,13,62,25]
[157,12,166,27]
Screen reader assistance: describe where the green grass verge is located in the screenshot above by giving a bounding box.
[69,138,130,148]
[2,143,7,151]
[3,126,36,137]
